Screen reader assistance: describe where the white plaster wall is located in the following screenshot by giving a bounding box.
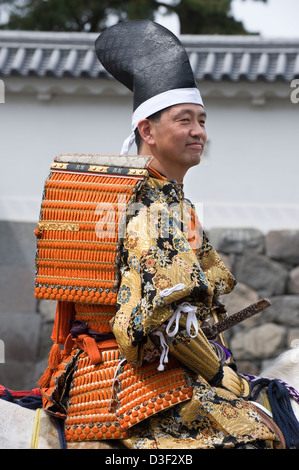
[0,88,132,222]
[184,96,299,231]
[0,80,298,232]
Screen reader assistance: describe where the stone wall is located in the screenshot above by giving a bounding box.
[208,228,299,375]
[0,221,41,389]
[0,221,299,389]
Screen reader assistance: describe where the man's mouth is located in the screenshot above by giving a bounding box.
[186,141,203,149]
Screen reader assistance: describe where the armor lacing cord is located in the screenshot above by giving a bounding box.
[165,302,198,339]
[0,388,42,409]
[251,378,299,449]
[108,357,127,411]
[152,331,169,372]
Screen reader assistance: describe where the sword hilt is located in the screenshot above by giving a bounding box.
[202,298,271,340]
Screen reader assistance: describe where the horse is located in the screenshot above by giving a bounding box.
[1,341,299,449]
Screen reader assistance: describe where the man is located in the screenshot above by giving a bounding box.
[36,20,282,449]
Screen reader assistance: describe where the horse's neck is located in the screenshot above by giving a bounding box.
[262,362,299,392]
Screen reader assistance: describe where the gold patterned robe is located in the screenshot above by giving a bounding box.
[38,166,281,449]
[111,173,280,449]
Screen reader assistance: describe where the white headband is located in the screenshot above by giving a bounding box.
[120,87,204,155]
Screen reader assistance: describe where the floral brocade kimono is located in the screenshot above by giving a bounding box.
[38,164,280,449]
[111,173,279,449]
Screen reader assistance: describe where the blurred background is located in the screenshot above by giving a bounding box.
[0,0,299,389]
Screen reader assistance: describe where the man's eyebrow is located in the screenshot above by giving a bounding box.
[174,108,207,119]
[199,110,207,119]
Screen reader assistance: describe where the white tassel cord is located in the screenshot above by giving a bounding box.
[159,283,185,298]
[165,302,198,338]
[152,330,169,372]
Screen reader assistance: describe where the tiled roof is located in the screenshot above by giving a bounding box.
[0,30,299,82]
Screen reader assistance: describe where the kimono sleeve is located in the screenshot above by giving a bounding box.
[112,202,214,366]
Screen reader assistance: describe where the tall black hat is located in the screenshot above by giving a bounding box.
[95,20,203,154]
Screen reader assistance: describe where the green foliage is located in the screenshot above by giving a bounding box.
[0,0,267,34]
[173,0,246,34]
[1,0,124,31]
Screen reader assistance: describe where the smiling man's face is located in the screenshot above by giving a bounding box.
[148,103,207,174]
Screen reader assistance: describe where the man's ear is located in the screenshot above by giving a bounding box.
[137,119,155,146]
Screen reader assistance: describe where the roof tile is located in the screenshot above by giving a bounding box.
[0,30,298,82]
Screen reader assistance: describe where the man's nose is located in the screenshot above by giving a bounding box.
[190,121,206,139]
